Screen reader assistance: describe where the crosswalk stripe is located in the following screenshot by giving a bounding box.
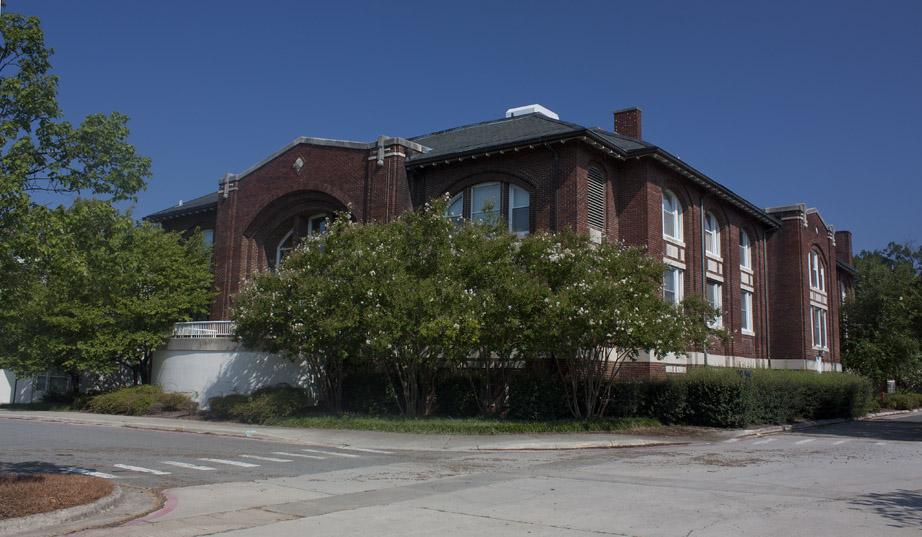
[723,438,740,443]
[64,467,116,479]
[240,455,293,463]
[794,438,815,445]
[301,448,360,458]
[752,438,776,445]
[336,446,393,455]
[272,451,326,460]
[833,439,850,445]
[113,464,171,475]
[874,442,887,446]
[198,458,260,468]
[161,461,215,471]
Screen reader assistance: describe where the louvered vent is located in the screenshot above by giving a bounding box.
[587,167,606,234]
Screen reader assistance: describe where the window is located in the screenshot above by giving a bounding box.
[201,229,214,247]
[739,230,751,269]
[809,249,826,292]
[509,185,530,237]
[706,280,723,328]
[276,229,296,267]
[704,212,720,257]
[446,182,532,235]
[471,183,501,225]
[741,291,754,334]
[662,190,682,241]
[587,166,606,238]
[663,266,684,305]
[275,214,328,268]
[446,193,463,225]
[811,306,828,349]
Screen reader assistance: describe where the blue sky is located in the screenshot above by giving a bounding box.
[13,0,922,253]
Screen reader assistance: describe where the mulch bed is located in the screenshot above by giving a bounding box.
[0,473,114,520]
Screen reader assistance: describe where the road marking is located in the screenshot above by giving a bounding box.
[64,467,116,479]
[240,455,293,463]
[723,438,740,443]
[301,448,360,458]
[874,442,887,446]
[336,446,393,455]
[198,458,260,468]
[272,451,326,460]
[752,438,776,445]
[833,439,850,445]
[161,461,215,471]
[113,464,171,475]
[794,438,815,445]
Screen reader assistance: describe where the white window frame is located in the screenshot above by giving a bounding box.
[741,290,754,335]
[471,182,501,224]
[446,192,464,225]
[706,280,723,328]
[809,249,826,293]
[275,228,296,268]
[811,305,828,350]
[508,185,530,237]
[663,266,684,305]
[662,190,683,242]
[739,230,751,270]
[704,212,721,258]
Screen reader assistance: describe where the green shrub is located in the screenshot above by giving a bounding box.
[644,380,687,425]
[605,381,647,418]
[85,385,194,416]
[207,386,315,424]
[507,372,569,420]
[683,369,753,428]
[341,372,399,415]
[435,375,480,417]
[880,391,922,410]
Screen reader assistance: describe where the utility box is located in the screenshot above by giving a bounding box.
[886,380,897,394]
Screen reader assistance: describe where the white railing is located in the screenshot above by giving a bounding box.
[172,321,236,338]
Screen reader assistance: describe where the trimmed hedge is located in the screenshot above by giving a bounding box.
[607,369,873,427]
[207,386,315,423]
[879,391,922,410]
[85,385,195,416]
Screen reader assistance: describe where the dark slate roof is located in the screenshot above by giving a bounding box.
[409,113,778,227]
[144,191,218,222]
[408,113,655,163]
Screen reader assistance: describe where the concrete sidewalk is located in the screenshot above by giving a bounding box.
[0,410,695,451]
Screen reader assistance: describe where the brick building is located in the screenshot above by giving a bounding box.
[147,104,855,375]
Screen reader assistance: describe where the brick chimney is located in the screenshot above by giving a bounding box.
[835,230,853,265]
[613,107,642,139]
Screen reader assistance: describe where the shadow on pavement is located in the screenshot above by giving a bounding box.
[850,489,922,529]
[804,416,922,442]
[0,460,98,475]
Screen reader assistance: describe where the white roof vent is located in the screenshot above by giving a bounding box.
[505,104,559,120]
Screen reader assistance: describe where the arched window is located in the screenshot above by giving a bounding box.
[809,249,826,292]
[739,230,751,269]
[704,212,720,257]
[444,182,531,236]
[446,193,463,225]
[662,190,682,241]
[274,214,328,269]
[508,185,530,237]
[276,228,296,268]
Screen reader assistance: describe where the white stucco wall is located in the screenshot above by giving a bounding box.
[152,338,316,409]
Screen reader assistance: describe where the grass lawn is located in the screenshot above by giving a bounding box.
[0,473,113,520]
[267,415,660,434]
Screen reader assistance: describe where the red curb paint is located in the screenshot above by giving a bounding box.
[125,491,177,526]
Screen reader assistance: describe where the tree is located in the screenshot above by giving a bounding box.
[518,232,722,418]
[842,242,922,389]
[0,201,213,391]
[1,13,152,358]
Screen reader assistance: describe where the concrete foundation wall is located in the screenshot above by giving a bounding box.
[152,338,317,408]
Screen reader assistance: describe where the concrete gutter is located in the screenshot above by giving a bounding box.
[0,411,688,452]
[0,486,123,537]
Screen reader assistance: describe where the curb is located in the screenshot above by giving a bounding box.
[0,485,122,537]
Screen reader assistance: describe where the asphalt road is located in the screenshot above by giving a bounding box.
[2,413,921,536]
